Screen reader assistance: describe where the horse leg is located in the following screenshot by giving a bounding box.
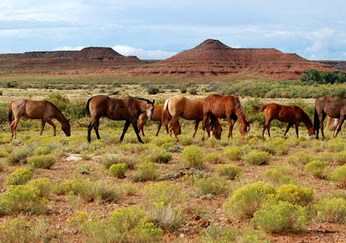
[155,122,162,136]
[138,119,145,137]
[40,120,46,135]
[131,120,144,144]
[295,123,299,138]
[319,113,327,140]
[193,121,199,139]
[10,118,20,139]
[334,116,345,138]
[94,120,101,139]
[226,117,235,139]
[46,120,56,136]
[283,123,293,137]
[87,117,97,142]
[262,120,271,139]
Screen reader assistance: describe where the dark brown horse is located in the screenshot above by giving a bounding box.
[163,95,222,141]
[8,99,71,138]
[85,95,154,143]
[253,103,314,138]
[314,96,346,139]
[138,104,169,137]
[202,94,249,140]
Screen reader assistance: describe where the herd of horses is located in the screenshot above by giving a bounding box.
[7,94,346,142]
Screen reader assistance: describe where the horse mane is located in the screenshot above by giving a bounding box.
[44,100,67,120]
[128,96,154,104]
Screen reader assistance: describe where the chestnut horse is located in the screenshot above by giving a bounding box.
[202,94,249,140]
[314,96,346,139]
[138,104,169,137]
[253,103,314,138]
[163,95,222,141]
[8,99,71,138]
[85,95,154,143]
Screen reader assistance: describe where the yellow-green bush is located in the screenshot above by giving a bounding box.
[6,147,32,165]
[217,164,241,180]
[5,167,32,186]
[130,161,159,182]
[195,177,231,197]
[334,151,346,165]
[264,165,296,185]
[142,182,182,206]
[264,137,290,155]
[148,151,172,164]
[109,163,128,178]
[304,160,329,179]
[223,146,242,161]
[181,145,203,169]
[27,178,52,197]
[243,150,271,165]
[27,155,56,169]
[277,184,314,206]
[100,154,136,170]
[0,216,33,242]
[33,146,51,155]
[224,181,277,220]
[286,151,315,168]
[327,139,345,152]
[330,165,346,188]
[0,185,48,215]
[251,201,310,233]
[312,197,346,223]
[205,153,223,164]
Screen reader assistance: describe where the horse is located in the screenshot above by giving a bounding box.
[326,116,339,131]
[138,104,169,137]
[85,95,155,143]
[253,103,314,138]
[8,99,71,139]
[163,95,222,141]
[202,94,249,140]
[314,96,346,139]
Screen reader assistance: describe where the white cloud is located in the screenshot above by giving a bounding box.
[112,45,176,60]
[54,46,84,51]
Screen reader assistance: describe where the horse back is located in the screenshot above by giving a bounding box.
[316,96,346,118]
[204,94,240,118]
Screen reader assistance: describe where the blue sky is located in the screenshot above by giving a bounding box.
[1,0,346,60]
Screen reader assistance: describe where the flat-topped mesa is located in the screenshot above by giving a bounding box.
[77,47,123,59]
[193,39,231,50]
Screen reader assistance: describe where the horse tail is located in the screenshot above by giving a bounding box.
[84,97,92,117]
[314,108,320,132]
[8,106,14,123]
[163,99,171,119]
[252,105,266,113]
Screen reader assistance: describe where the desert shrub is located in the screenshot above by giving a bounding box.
[264,137,290,155]
[142,182,184,231]
[53,180,74,195]
[27,178,52,197]
[0,185,48,215]
[188,87,197,95]
[195,177,231,197]
[264,165,296,185]
[330,165,346,188]
[0,161,5,172]
[77,164,91,174]
[100,154,136,170]
[0,147,9,157]
[5,167,33,186]
[181,145,203,169]
[92,181,122,204]
[304,160,329,179]
[33,146,51,155]
[147,87,160,95]
[286,151,315,168]
[224,181,277,220]
[327,139,345,152]
[205,153,223,164]
[148,151,172,164]
[334,151,346,165]
[200,225,237,242]
[277,184,314,206]
[251,201,310,233]
[143,182,182,206]
[6,147,32,165]
[47,93,70,112]
[108,206,163,242]
[223,146,242,160]
[130,161,159,182]
[109,163,128,178]
[0,216,32,242]
[312,197,346,223]
[217,164,241,180]
[243,150,271,165]
[27,155,56,169]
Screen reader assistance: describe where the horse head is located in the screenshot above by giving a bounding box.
[308,125,315,136]
[240,120,250,136]
[62,118,71,137]
[145,100,155,121]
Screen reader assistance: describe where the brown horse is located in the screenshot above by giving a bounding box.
[163,95,222,141]
[314,96,346,139]
[138,104,169,136]
[202,94,249,140]
[8,99,71,138]
[85,95,154,143]
[253,103,314,138]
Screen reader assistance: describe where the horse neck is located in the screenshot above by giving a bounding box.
[234,107,248,126]
[301,112,313,129]
[51,105,68,124]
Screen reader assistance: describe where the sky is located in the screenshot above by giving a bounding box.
[1,0,346,60]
